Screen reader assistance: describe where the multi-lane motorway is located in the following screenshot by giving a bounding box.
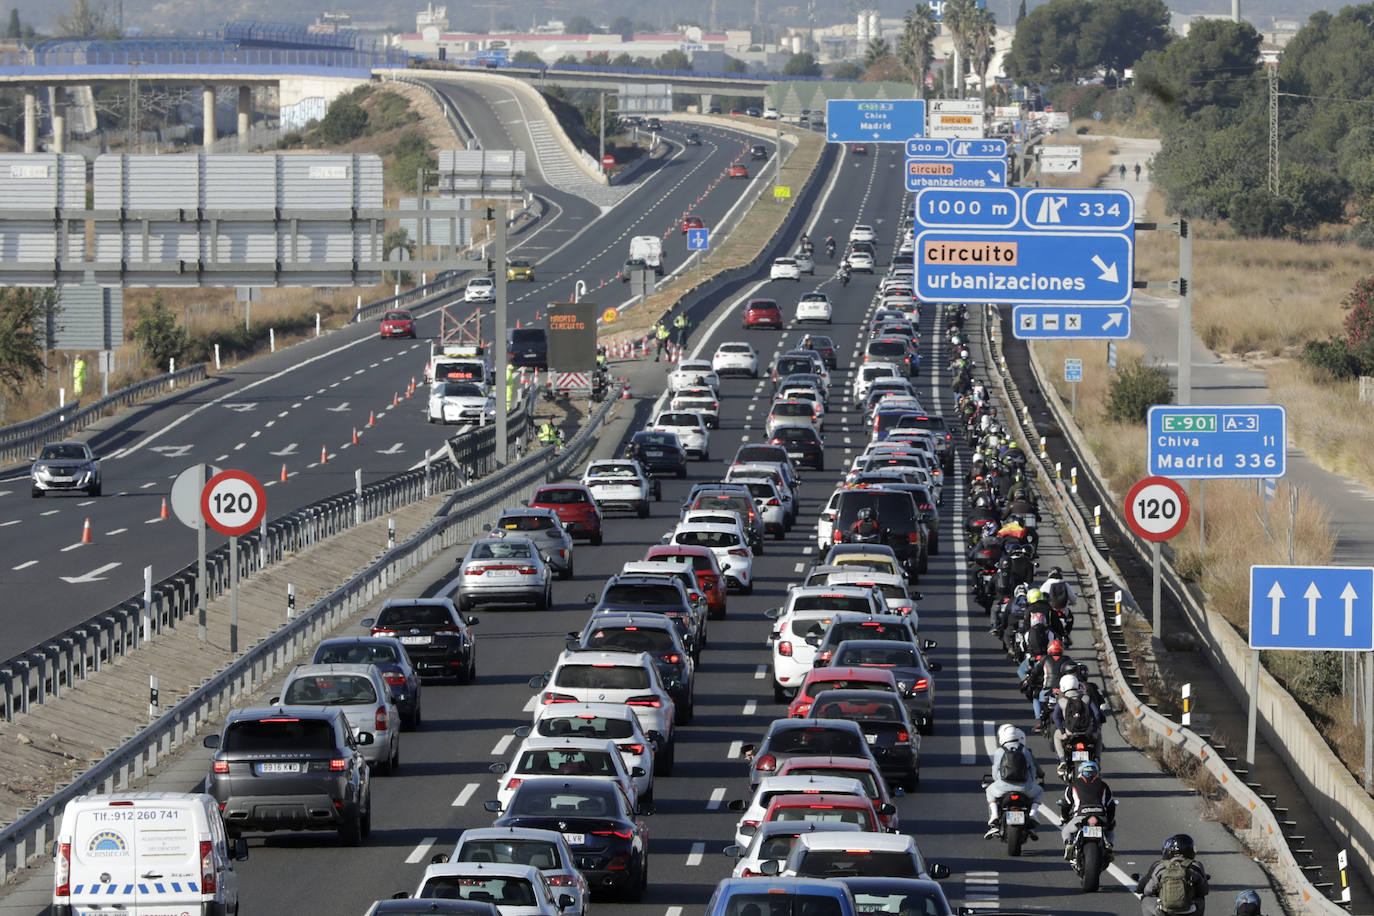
[0,95,770,661]
[124,138,1275,914]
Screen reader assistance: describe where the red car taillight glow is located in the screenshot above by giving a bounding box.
[330,758,347,772]
[755,754,777,772]
[627,695,661,707]
[777,640,793,657]
[54,843,71,897]
[200,840,217,894]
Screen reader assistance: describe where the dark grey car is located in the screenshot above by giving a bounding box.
[30,441,101,497]
[203,705,373,844]
[742,718,875,791]
[311,636,423,730]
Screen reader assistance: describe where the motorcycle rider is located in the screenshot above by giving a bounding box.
[968,521,1004,593]
[1136,834,1209,915]
[848,507,881,540]
[1059,759,1116,860]
[1051,673,1103,777]
[983,723,1042,839]
[1042,566,1078,641]
[1023,638,1073,725]
[1024,588,1062,639]
[825,235,836,256]
[1231,891,1263,916]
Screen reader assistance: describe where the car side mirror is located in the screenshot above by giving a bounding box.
[558,893,576,911]
[980,775,993,789]
[528,673,550,689]
[724,844,743,857]
[929,863,951,880]
[804,635,820,646]
[646,729,664,745]
[877,803,896,816]
[360,618,375,629]
[638,805,654,817]
[740,823,758,837]
[484,800,503,813]
[563,522,574,532]
[762,607,782,619]
[490,762,508,774]
[203,734,221,749]
[1131,873,1142,882]
[726,798,747,811]
[721,562,733,571]
[430,852,451,864]
[741,743,756,758]
[923,639,937,650]
[466,615,479,626]
[631,766,647,778]
[759,857,779,874]
[893,786,905,797]
[929,661,943,672]
[268,696,280,705]
[482,523,492,531]
[356,731,375,745]
[513,725,531,739]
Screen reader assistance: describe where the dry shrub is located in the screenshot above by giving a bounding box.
[1266,359,1374,487]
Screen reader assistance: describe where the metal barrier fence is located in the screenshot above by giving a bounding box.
[0,364,208,467]
[0,388,611,883]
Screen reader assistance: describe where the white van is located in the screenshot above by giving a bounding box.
[629,235,664,275]
[53,792,242,916]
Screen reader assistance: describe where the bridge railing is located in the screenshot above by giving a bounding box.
[0,47,408,71]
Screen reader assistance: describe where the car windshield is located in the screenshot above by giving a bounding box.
[602,584,681,606]
[774,403,812,417]
[437,382,485,397]
[721,344,752,353]
[636,432,678,447]
[797,851,919,879]
[314,642,402,666]
[499,514,557,532]
[737,481,773,500]
[469,279,492,288]
[535,488,588,505]
[776,358,811,375]
[837,644,919,667]
[869,341,907,357]
[773,806,870,827]
[811,695,904,721]
[658,414,699,427]
[419,875,537,906]
[676,530,738,548]
[774,428,816,442]
[223,718,336,752]
[39,444,88,460]
[469,540,534,560]
[748,301,778,311]
[457,839,560,869]
[769,727,866,755]
[554,664,650,690]
[826,623,909,644]
[383,311,411,321]
[537,714,635,740]
[793,595,871,613]
[589,464,637,478]
[507,785,617,817]
[377,604,453,627]
[284,674,377,706]
[861,366,898,381]
[721,894,845,916]
[516,748,617,776]
[737,446,787,463]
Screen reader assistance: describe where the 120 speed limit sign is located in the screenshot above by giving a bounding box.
[1124,475,1189,542]
[201,469,267,537]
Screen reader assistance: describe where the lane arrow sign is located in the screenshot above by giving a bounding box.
[326,402,351,413]
[1268,581,1284,635]
[269,443,298,457]
[1304,581,1322,636]
[1342,581,1359,636]
[61,561,121,584]
[1091,255,1119,283]
[377,443,404,455]
[1103,312,1124,330]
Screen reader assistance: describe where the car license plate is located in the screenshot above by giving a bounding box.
[1081,825,1103,838]
[787,450,805,458]
[51,474,71,481]
[1072,750,1090,762]
[491,570,518,577]
[256,762,301,774]
[863,733,878,742]
[1005,810,1026,825]
[562,832,585,846]
[646,450,664,458]
[400,635,432,646]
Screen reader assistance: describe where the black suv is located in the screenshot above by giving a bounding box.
[507,327,549,369]
[832,487,929,578]
[894,414,955,473]
[750,144,770,160]
[686,131,702,145]
[571,611,697,723]
[362,598,478,682]
[593,574,706,660]
[626,430,688,478]
[203,705,373,844]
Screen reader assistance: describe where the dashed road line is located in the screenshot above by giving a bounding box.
[706,787,727,810]
[405,837,438,864]
[685,842,705,866]
[727,740,743,758]
[452,782,479,807]
[491,734,514,756]
[12,559,36,570]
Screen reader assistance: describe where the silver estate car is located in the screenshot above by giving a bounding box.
[455,535,553,611]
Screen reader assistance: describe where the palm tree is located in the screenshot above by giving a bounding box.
[864,36,892,69]
[898,5,937,98]
[941,0,979,99]
[967,8,998,102]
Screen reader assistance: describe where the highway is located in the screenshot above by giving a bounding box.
[0,98,771,661]
[160,141,1276,915]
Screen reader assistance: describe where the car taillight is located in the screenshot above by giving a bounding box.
[547,874,577,886]
[743,819,759,830]
[330,758,347,772]
[794,703,813,717]
[755,754,777,772]
[383,672,406,687]
[619,743,645,755]
[200,839,217,894]
[607,852,630,870]
[914,678,929,691]
[517,566,538,575]
[729,548,749,557]
[54,843,70,897]
[832,531,843,542]
[895,730,910,744]
[543,692,578,704]
[212,760,229,774]
[818,650,833,663]
[594,829,634,838]
[1009,793,1023,802]
[375,706,388,732]
[506,778,523,791]
[767,498,780,506]
[371,628,396,637]
[627,695,661,707]
[660,653,681,664]
[908,532,922,544]
[778,640,793,657]
[741,867,758,877]
[435,627,463,636]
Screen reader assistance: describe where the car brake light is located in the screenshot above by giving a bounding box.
[330,758,347,772]
[54,843,70,897]
[895,730,910,744]
[627,695,661,707]
[200,839,217,894]
[375,706,388,732]
[594,829,634,838]
[832,531,843,542]
[908,532,922,544]
[371,628,396,637]
[818,651,833,663]
[383,672,406,687]
[778,640,793,657]
[213,760,229,774]
[517,566,537,575]
[548,874,577,886]
[619,743,645,755]
[768,498,780,506]
[729,548,749,557]
[914,678,928,691]
[661,654,681,664]
[543,693,578,704]
[755,754,777,772]
[794,703,812,716]
[507,778,523,791]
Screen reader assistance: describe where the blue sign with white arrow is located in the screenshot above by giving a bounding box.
[686,227,710,251]
[906,137,1007,159]
[1013,305,1130,339]
[1147,404,1287,479]
[827,99,926,144]
[907,138,950,158]
[905,158,1007,191]
[914,229,1133,305]
[1250,565,1374,651]
[1021,188,1133,231]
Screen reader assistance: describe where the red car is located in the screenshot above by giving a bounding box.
[851,143,868,155]
[681,216,705,234]
[743,298,784,330]
[379,309,416,339]
[788,666,901,718]
[728,164,749,179]
[760,792,881,835]
[529,484,603,545]
[644,544,727,619]
[777,755,901,832]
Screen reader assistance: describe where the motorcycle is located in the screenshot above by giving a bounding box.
[1066,805,1113,892]
[980,775,1038,856]
[1058,733,1100,779]
[998,542,1037,597]
[825,240,836,257]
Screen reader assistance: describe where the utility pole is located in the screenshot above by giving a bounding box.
[598,91,605,173]
[128,63,140,153]
[1268,60,1279,194]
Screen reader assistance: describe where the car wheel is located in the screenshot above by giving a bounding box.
[654,742,675,776]
[560,560,575,580]
[466,655,478,683]
[920,716,934,736]
[773,528,785,541]
[904,770,920,791]
[741,580,754,595]
[918,551,929,575]
[699,451,710,462]
[386,739,400,775]
[931,537,941,556]
[30,487,41,498]
[676,467,687,479]
[339,806,364,846]
[753,540,764,555]
[637,503,650,519]
[360,795,372,839]
[815,460,825,472]
[590,532,604,547]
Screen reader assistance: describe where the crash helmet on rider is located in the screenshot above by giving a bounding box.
[1049,565,1063,579]
[1232,890,1262,916]
[960,349,970,359]
[1058,673,1080,693]
[1027,587,1045,604]
[1030,611,1048,627]
[1014,583,1028,598]
[1162,834,1196,859]
[1077,760,1100,780]
[1047,638,1064,656]
[996,723,1024,747]
[983,521,998,537]
[858,508,875,522]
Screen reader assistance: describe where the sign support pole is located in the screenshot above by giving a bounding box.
[1366,650,1373,790]
[1151,541,1162,638]
[1071,379,1077,415]
[197,464,208,642]
[1198,480,1205,552]
[1246,648,1259,771]
[494,202,508,466]
[229,534,239,654]
[1177,218,1192,406]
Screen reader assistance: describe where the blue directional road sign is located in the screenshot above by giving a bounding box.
[1013,305,1130,339]
[1021,188,1133,231]
[827,99,926,144]
[914,230,1133,305]
[686,227,710,251]
[906,137,1007,159]
[1250,565,1374,651]
[913,188,1019,228]
[1147,404,1287,479]
[906,138,950,158]
[1064,358,1083,383]
[905,159,1007,191]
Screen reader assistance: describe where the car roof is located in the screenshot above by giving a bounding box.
[224,705,343,724]
[583,609,680,629]
[285,663,380,679]
[803,667,898,685]
[517,735,620,754]
[557,648,652,666]
[796,831,919,852]
[764,716,865,735]
[420,862,543,881]
[755,775,868,795]
[778,754,883,771]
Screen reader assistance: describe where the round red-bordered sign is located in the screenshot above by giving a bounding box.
[1124,475,1189,542]
[601,155,615,168]
[201,469,267,537]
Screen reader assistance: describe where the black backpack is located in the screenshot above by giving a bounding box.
[1048,580,1070,608]
[998,747,1029,783]
[1064,696,1092,735]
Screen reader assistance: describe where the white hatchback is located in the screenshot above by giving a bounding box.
[464,277,495,302]
[847,250,875,272]
[853,362,904,406]
[668,359,720,393]
[492,735,644,809]
[850,224,877,243]
[650,411,710,460]
[712,341,760,377]
[795,293,832,324]
[727,775,872,848]
[667,522,754,593]
[532,650,676,766]
[770,258,802,282]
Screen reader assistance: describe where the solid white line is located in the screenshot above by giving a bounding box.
[666,907,684,916]
[452,782,479,807]
[707,787,727,810]
[491,734,514,756]
[804,144,849,237]
[983,720,997,761]
[685,841,705,866]
[12,560,36,570]
[727,740,743,758]
[743,699,757,716]
[0,519,18,527]
[405,837,438,864]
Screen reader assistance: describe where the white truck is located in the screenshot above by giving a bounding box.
[630,235,664,276]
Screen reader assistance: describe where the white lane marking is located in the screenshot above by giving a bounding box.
[523,695,539,713]
[727,740,743,758]
[1034,804,1136,889]
[793,562,805,573]
[144,516,163,525]
[60,542,85,551]
[406,837,438,864]
[216,454,229,462]
[707,787,727,810]
[983,721,997,761]
[953,432,977,765]
[685,841,705,866]
[0,519,19,527]
[491,734,514,756]
[40,509,58,516]
[77,499,95,507]
[963,870,1000,908]
[12,559,36,570]
[754,664,767,680]
[292,402,303,408]
[666,907,684,916]
[140,481,157,489]
[452,782,479,807]
[802,546,813,555]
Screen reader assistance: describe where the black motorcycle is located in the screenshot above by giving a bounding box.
[980,776,1039,857]
[1066,804,1113,892]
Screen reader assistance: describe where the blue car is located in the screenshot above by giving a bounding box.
[704,876,858,916]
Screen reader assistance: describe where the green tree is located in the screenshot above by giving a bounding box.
[511,50,543,65]
[610,52,636,67]
[387,131,436,195]
[898,5,938,94]
[1004,0,1093,84]
[609,15,634,39]
[783,52,822,77]
[942,0,981,97]
[864,37,892,69]
[1106,358,1173,423]
[5,10,20,38]
[967,8,998,101]
[586,51,611,65]
[1133,18,1262,122]
[831,61,865,80]
[131,298,187,371]
[724,56,749,73]
[1016,0,1027,22]
[565,15,597,34]
[316,93,368,145]
[554,54,580,66]
[55,0,117,36]
[0,288,50,395]
[1079,0,1171,85]
[655,50,692,71]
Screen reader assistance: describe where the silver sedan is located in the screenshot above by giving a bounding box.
[454,535,553,611]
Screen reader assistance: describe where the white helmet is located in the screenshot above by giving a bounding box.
[1059,673,1081,693]
[997,723,1024,747]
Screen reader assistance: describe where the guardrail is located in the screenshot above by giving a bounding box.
[0,387,612,884]
[0,364,208,467]
[982,306,1349,913]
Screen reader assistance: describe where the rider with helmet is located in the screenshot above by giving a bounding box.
[1136,834,1209,915]
[1232,891,1263,916]
[1023,638,1073,723]
[984,723,1043,839]
[1059,760,1117,859]
[848,507,881,540]
[825,235,836,256]
[1052,673,1103,777]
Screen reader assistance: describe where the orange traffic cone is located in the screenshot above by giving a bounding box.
[321,446,329,464]
[393,392,399,406]
[159,498,169,520]
[368,410,376,427]
[352,427,359,445]
[81,517,92,544]
[280,463,288,482]
[621,378,632,399]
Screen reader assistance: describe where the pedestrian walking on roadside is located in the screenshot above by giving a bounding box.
[1118,163,1126,180]
[654,321,669,361]
[1134,163,1142,181]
